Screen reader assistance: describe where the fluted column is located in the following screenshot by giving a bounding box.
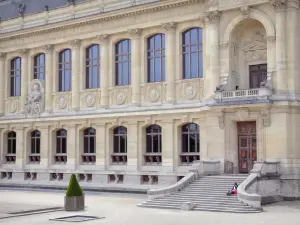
[0,53,6,115]
[43,44,54,113]
[163,22,176,103]
[98,34,110,108]
[128,29,142,106]
[19,49,29,111]
[204,11,221,98]
[270,0,287,90]
[69,39,82,111]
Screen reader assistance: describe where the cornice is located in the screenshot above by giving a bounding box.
[0,0,202,42]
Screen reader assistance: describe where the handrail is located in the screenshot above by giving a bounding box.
[147,172,195,200]
[237,173,262,208]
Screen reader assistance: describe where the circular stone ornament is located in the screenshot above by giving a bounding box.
[148,87,160,102]
[115,90,127,105]
[184,83,197,100]
[86,93,96,107]
[58,96,68,109]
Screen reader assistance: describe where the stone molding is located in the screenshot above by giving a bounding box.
[162,22,176,31]
[43,44,54,53]
[240,6,251,18]
[269,0,287,10]
[97,34,109,42]
[204,10,221,24]
[0,53,6,61]
[68,39,82,48]
[17,48,29,57]
[128,28,142,38]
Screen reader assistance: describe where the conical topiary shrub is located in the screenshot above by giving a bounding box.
[64,174,85,211]
[66,174,84,197]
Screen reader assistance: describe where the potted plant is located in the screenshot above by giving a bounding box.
[64,174,85,211]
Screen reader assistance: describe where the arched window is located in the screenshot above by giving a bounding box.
[82,127,96,163]
[86,44,100,89]
[6,131,16,163]
[29,130,41,163]
[145,125,162,164]
[181,123,200,164]
[147,34,165,82]
[115,39,131,86]
[55,129,67,163]
[10,57,21,97]
[112,126,127,164]
[34,53,46,80]
[58,49,72,92]
[182,28,203,79]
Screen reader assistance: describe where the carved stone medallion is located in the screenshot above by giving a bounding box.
[184,83,197,100]
[57,95,68,109]
[86,93,96,107]
[148,87,160,102]
[116,90,127,105]
[236,108,250,121]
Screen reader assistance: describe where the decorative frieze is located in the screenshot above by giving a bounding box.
[128,28,142,38]
[17,48,29,57]
[115,89,127,105]
[0,53,6,61]
[69,39,82,48]
[204,10,221,24]
[269,0,286,10]
[43,44,54,53]
[97,34,109,42]
[148,87,161,103]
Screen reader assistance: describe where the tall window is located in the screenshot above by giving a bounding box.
[6,131,16,163]
[86,44,100,89]
[145,125,162,164]
[55,129,67,163]
[181,123,200,164]
[34,53,46,80]
[182,28,203,79]
[58,49,72,92]
[29,130,41,163]
[147,34,165,82]
[112,126,127,164]
[82,128,96,163]
[10,57,21,97]
[115,39,131,86]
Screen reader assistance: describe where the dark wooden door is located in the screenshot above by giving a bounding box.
[237,122,257,173]
[249,64,267,89]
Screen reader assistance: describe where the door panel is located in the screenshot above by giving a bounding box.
[249,64,267,89]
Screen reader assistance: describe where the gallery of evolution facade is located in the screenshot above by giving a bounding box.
[0,0,299,198]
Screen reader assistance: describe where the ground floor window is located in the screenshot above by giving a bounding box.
[29,130,41,163]
[180,123,200,164]
[6,131,16,163]
[82,127,96,163]
[112,126,127,164]
[144,125,162,164]
[55,129,67,163]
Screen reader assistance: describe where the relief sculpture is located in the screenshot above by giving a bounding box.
[24,79,45,117]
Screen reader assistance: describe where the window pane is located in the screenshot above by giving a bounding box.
[189,133,196,153]
[90,137,95,153]
[153,135,159,153]
[84,137,88,153]
[113,136,119,153]
[120,135,126,153]
[146,135,152,153]
[62,137,67,154]
[191,52,197,78]
[12,139,16,154]
[8,139,11,154]
[31,138,35,154]
[36,138,40,154]
[162,57,165,81]
[56,138,61,154]
[182,133,188,153]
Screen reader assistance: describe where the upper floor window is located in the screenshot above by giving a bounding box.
[34,53,45,80]
[182,28,203,79]
[115,39,131,86]
[86,44,100,89]
[58,49,72,92]
[147,34,165,82]
[10,57,21,97]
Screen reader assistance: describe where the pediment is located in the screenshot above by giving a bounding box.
[243,41,267,52]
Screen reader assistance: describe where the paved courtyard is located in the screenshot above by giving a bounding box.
[0,189,299,225]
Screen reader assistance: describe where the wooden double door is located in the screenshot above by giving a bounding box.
[237,122,257,173]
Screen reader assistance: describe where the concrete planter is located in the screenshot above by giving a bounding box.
[64,195,85,211]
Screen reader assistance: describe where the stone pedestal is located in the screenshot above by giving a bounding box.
[64,196,85,211]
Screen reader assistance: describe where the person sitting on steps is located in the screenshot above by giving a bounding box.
[226,182,238,196]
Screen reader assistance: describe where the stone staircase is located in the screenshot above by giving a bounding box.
[138,175,263,213]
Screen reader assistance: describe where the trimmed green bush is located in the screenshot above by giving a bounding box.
[66,174,84,197]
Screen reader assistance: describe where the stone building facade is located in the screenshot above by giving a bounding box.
[0,0,299,198]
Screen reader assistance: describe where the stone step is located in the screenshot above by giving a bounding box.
[193,206,262,213]
[149,198,244,204]
[158,196,241,201]
[147,199,248,207]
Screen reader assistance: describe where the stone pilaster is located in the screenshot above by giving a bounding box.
[128,29,142,106]
[270,0,287,90]
[127,122,138,170]
[15,127,24,169]
[67,124,76,169]
[95,123,106,169]
[0,53,6,115]
[162,119,174,171]
[18,49,29,111]
[162,22,176,103]
[40,126,49,168]
[43,44,54,113]
[69,39,82,111]
[98,34,110,108]
[204,11,221,98]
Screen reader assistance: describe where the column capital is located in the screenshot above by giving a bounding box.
[17,48,29,57]
[162,22,176,31]
[0,53,6,61]
[269,0,287,11]
[43,44,54,53]
[128,28,142,38]
[97,34,109,42]
[69,39,82,48]
[204,10,221,24]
